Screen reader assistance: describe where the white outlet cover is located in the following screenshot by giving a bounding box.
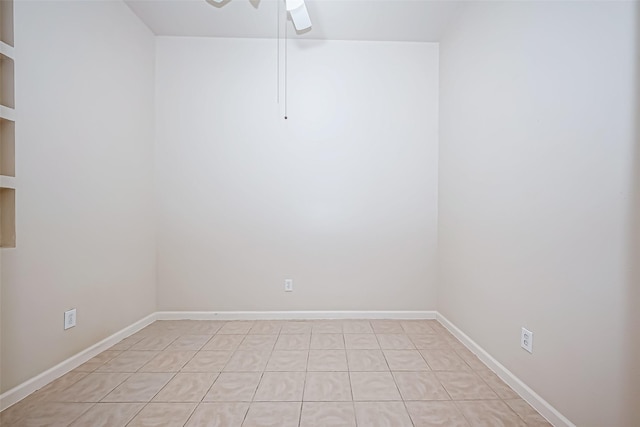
[64,309,77,330]
[284,279,293,292]
[521,327,533,353]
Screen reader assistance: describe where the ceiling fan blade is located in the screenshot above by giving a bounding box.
[285,0,312,31]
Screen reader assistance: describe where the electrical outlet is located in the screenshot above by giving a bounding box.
[521,327,533,353]
[284,279,293,292]
[64,309,77,330]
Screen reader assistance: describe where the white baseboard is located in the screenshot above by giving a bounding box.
[0,312,158,412]
[156,310,437,321]
[436,313,575,427]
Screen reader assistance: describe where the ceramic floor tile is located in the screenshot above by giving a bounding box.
[110,336,145,351]
[265,350,308,371]
[275,334,311,350]
[454,348,487,371]
[249,321,283,335]
[54,372,131,402]
[376,334,416,349]
[0,394,42,425]
[167,335,212,351]
[383,350,430,371]
[127,403,196,427]
[238,335,278,351]
[370,320,405,334]
[1,319,551,427]
[420,349,471,371]
[33,371,89,401]
[193,322,229,336]
[346,349,389,371]
[312,321,343,334]
[203,372,262,401]
[307,350,348,371]
[504,399,553,426]
[281,322,312,334]
[102,373,174,402]
[436,372,498,400]
[354,401,413,427]
[409,334,452,349]
[243,402,302,427]
[181,321,225,335]
[153,372,218,402]
[300,402,356,427]
[393,372,450,401]
[217,321,254,334]
[456,400,527,427]
[344,334,380,350]
[69,403,144,427]
[303,372,352,401]
[139,351,196,372]
[401,321,437,335]
[405,401,470,426]
[350,371,401,401]
[254,372,306,401]
[184,402,249,427]
[130,335,178,351]
[75,351,123,372]
[475,370,519,399]
[97,351,159,373]
[342,321,374,334]
[223,350,270,372]
[311,333,345,349]
[202,334,244,351]
[15,402,93,427]
[181,351,232,372]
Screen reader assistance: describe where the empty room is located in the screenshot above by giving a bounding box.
[0,0,638,426]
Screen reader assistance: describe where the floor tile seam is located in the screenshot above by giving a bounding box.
[5,400,93,427]
[299,351,312,402]
[122,399,152,427]
[37,370,94,399]
[429,369,457,402]
[453,399,526,426]
[101,371,178,405]
[58,400,98,427]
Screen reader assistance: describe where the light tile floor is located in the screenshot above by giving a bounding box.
[1,319,552,426]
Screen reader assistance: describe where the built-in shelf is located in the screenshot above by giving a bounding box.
[1,117,15,177]
[1,0,14,248]
[1,53,15,109]
[0,0,13,48]
[0,187,15,247]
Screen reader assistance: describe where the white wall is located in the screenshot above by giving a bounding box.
[155,37,439,311]
[1,0,156,392]
[438,2,639,426]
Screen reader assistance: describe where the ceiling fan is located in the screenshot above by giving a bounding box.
[208,0,312,31]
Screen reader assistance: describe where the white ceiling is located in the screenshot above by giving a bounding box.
[125,0,465,42]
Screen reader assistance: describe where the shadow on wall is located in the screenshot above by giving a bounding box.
[624,3,640,425]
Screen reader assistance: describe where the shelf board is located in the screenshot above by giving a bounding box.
[0,105,14,121]
[0,175,15,189]
[0,41,13,59]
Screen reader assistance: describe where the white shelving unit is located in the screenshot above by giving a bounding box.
[1,0,15,248]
